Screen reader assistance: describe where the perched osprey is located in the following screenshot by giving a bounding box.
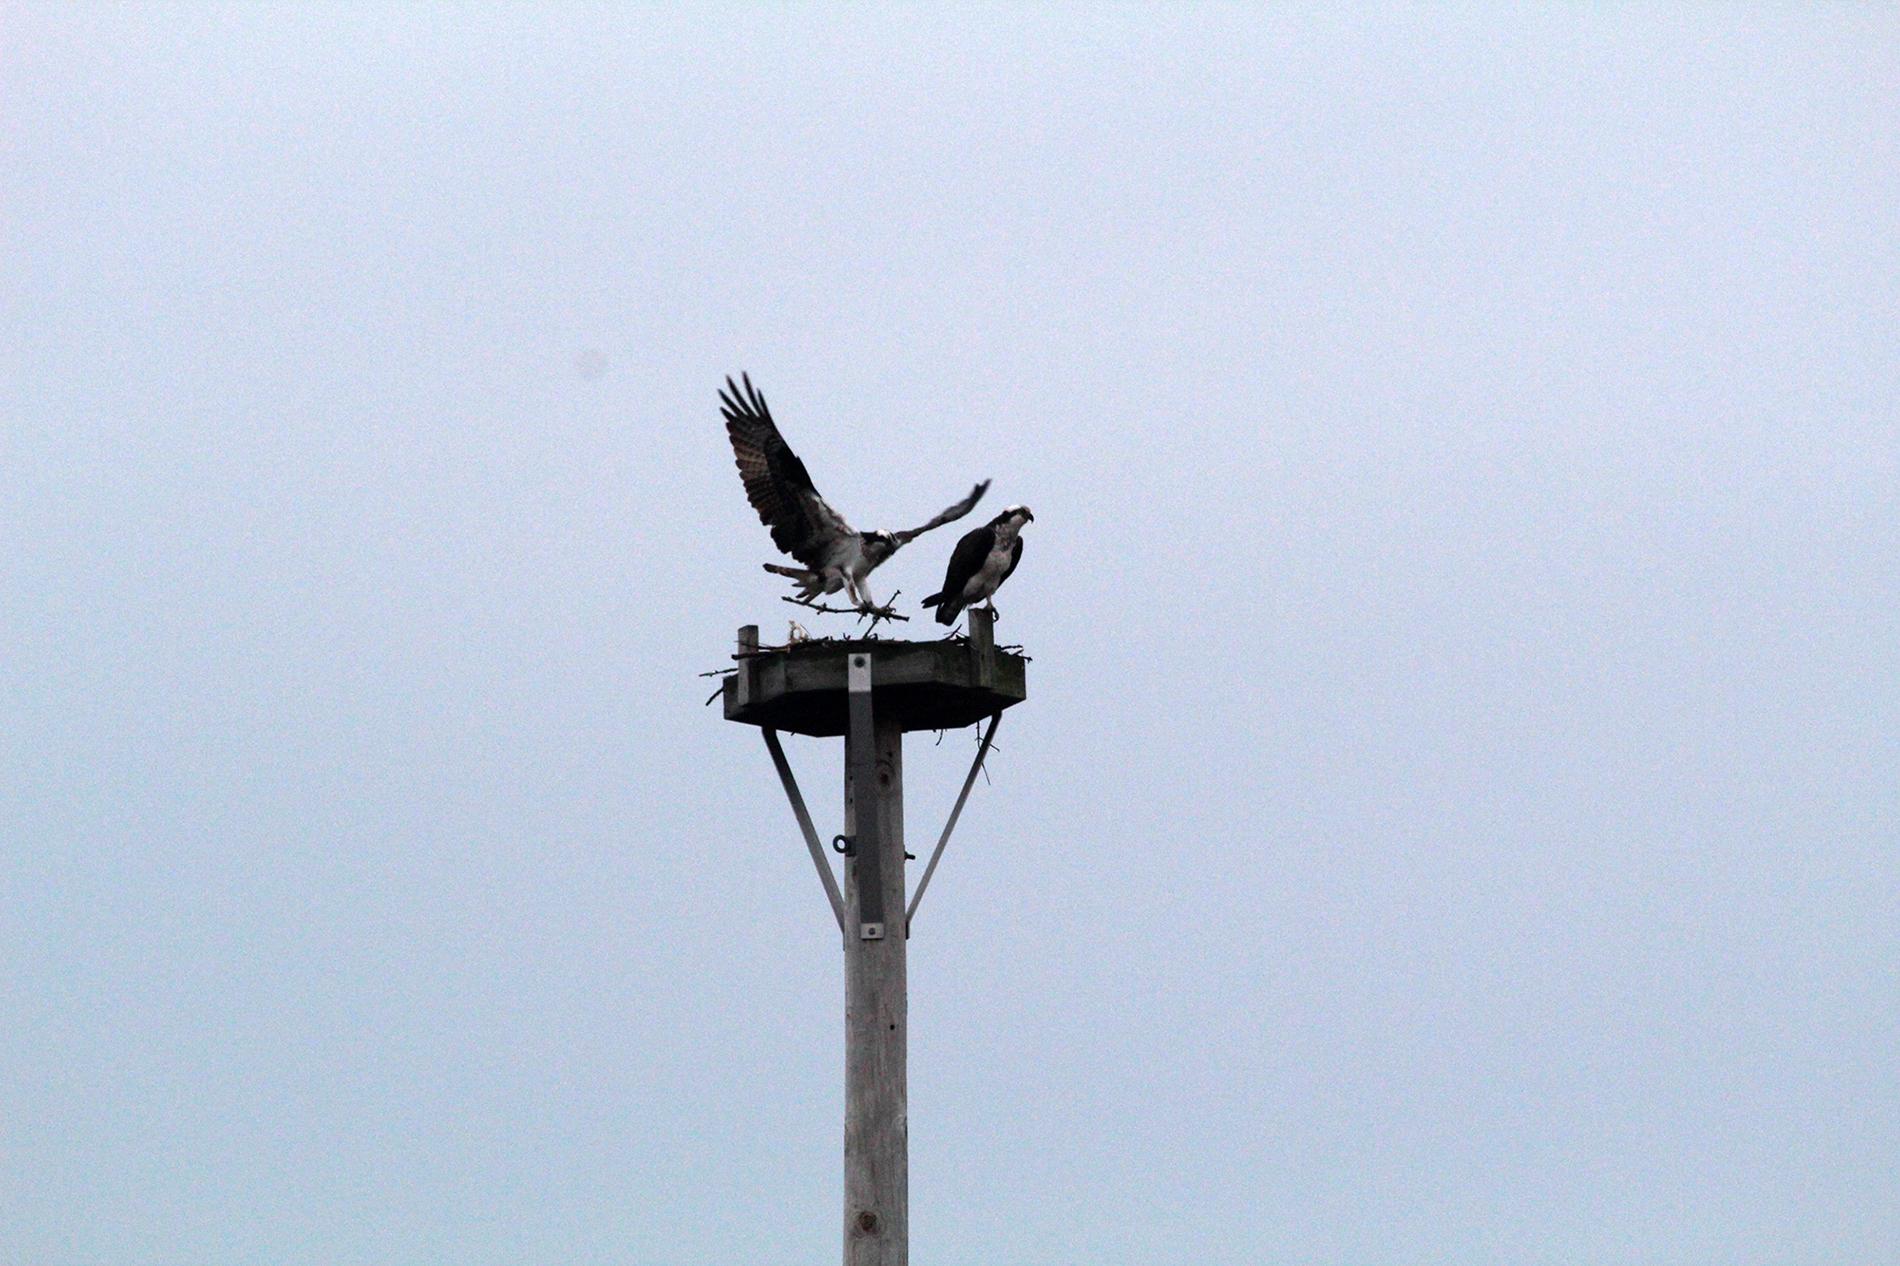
[922,505,1034,625]
[720,374,989,610]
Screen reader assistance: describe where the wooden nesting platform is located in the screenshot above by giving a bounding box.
[723,611,1027,737]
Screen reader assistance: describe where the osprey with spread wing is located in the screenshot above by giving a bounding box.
[720,374,989,611]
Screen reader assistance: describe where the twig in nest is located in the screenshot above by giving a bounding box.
[978,729,1000,785]
[703,684,723,706]
[781,591,911,632]
[980,743,1003,782]
[698,667,738,678]
[780,595,852,615]
[857,597,909,633]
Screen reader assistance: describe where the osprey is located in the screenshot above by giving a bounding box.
[720,374,989,611]
[922,505,1034,625]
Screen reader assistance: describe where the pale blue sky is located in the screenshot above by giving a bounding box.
[4,6,1896,1264]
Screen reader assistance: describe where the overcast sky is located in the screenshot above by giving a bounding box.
[4,6,1896,1264]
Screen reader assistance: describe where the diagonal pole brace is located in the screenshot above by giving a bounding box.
[905,711,1002,934]
[762,727,847,934]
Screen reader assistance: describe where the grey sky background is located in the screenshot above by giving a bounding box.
[4,5,1896,1264]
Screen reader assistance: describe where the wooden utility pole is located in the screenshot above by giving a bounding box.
[843,654,907,1259]
[723,610,1026,1266]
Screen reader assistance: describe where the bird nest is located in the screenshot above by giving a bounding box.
[706,618,1028,737]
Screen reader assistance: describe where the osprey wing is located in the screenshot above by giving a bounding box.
[721,374,853,568]
[891,478,991,545]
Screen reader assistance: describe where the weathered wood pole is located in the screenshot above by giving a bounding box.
[726,613,1023,1263]
[842,652,907,1264]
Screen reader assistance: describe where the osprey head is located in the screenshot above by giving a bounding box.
[999,505,1034,525]
[861,529,900,565]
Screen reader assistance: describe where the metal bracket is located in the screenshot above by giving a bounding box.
[905,711,1002,934]
[846,653,885,939]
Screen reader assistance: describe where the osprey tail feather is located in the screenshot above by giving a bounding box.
[922,590,963,624]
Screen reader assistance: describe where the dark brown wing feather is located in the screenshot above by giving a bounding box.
[892,479,990,545]
[720,374,852,568]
